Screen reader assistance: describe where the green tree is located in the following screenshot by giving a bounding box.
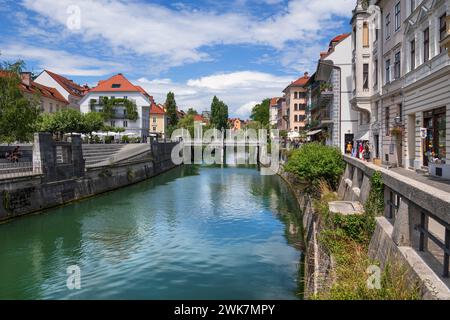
[210,96,229,130]
[250,98,270,126]
[165,92,178,127]
[177,114,196,137]
[100,97,138,121]
[82,112,105,138]
[186,108,198,116]
[38,108,84,137]
[0,60,40,143]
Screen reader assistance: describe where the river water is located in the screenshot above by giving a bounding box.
[0,165,303,299]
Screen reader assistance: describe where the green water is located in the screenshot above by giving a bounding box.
[0,165,303,300]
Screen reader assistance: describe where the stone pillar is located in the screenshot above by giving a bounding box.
[33,133,57,180]
[392,196,411,246]
[69,135,85,177]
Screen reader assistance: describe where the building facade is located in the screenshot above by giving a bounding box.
[351,0,449,179]
[150,103,167,138]
[34,70,88,110]
[79,73,151,141]
[402,0,449,177]
[283,73,310,132]
[269,97,280,127]
[308,34,356,153]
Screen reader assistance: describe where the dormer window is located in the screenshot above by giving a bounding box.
[112,84,121,88]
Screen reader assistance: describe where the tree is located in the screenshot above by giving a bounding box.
[82,112,105,138]
[0,60,40,143]
[177,114,196,137]
[165,92,178,127]
[210,96,229,130]
[250,98,270,126]
[186,108,198,116]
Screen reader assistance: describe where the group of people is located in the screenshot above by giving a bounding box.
[346,141,371,162]
[4,146,21,163]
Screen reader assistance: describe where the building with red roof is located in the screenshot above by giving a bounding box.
[34,70,88,110]
[283,72,310,132]
[0,71,69,113]
[79,73,152,141]
[149,103,167,138]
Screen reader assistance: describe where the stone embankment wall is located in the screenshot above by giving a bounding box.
[0,134,178,222]
[280,154,450,299]
[278,169,335,299]
[339,155,450,300]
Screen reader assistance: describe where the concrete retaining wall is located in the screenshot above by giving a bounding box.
[0,142,178,222]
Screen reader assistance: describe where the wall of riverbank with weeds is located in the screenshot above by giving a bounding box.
[281,143,420,300]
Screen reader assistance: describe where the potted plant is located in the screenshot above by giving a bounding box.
[390,126,403,137]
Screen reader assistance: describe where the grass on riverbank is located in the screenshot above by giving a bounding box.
[311,180,420,300]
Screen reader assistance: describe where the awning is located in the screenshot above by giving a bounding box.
[306,129,322,136]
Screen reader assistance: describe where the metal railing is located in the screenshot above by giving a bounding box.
[0,161,42,180]
[418,209,450,278]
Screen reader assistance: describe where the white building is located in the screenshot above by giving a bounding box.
[79,73,151,142]
[34,70,88,110]
[308,34,357,153]
[269,97,281,127]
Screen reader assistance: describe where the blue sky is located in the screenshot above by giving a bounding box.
[0,0,355,118]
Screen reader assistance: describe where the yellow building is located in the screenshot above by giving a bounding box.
[149,103,167,138]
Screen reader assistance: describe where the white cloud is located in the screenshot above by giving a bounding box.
[0,44,121,76]
[21,0,355,69]
[136,71,291,119]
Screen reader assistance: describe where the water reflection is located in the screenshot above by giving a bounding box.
[0,165,302,300]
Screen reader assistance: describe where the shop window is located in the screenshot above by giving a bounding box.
[423,107,446,166]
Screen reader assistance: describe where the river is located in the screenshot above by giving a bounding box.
[0,165,303,299]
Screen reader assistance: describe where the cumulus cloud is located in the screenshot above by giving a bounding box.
[20,0,354,69]
[0,44,121,76]
[136,71,292,118]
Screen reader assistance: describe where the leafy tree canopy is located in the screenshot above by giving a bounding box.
[165,92,178,127]
[0,60,41,143]
[210,96,229,130]
[250,98,270,126]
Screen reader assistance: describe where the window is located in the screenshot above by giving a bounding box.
[294,103,298,111]
[294,115,298,122]
[423,27,429,63]
[153,117,157,123]
[423,107,447,166]
[123,120,128,128]
[410,0,415,14]
[124,96,128,100]
[440,14,447,53]
[394,52,401,79]
[153,126,157,131]
[385,107,390,136]
[374,59,379,86]
[363,63,369,89]
[110,120,115,127]
[385,59,391,83]
[395,2,401,31]
[386,14,391,39]
[111,84,121,88]
[294,92,298,99]
[363,22,369,47]
[410,39,416,70]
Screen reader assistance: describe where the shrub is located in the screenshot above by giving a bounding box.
[121,135,129,143]
[365,171,384,217]
[284,143,345,192]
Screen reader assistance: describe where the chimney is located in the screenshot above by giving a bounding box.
[20,72,32,86]
[304,72,309,77]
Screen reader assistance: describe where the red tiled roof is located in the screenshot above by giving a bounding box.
[44,70,85,97]
[0,71,68,104]
[150,103,165,115]
[90,73,141,93]
[270,97,282,106]
[193,114,204,122]
[284,73,310,92]
[330,33,350,43]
